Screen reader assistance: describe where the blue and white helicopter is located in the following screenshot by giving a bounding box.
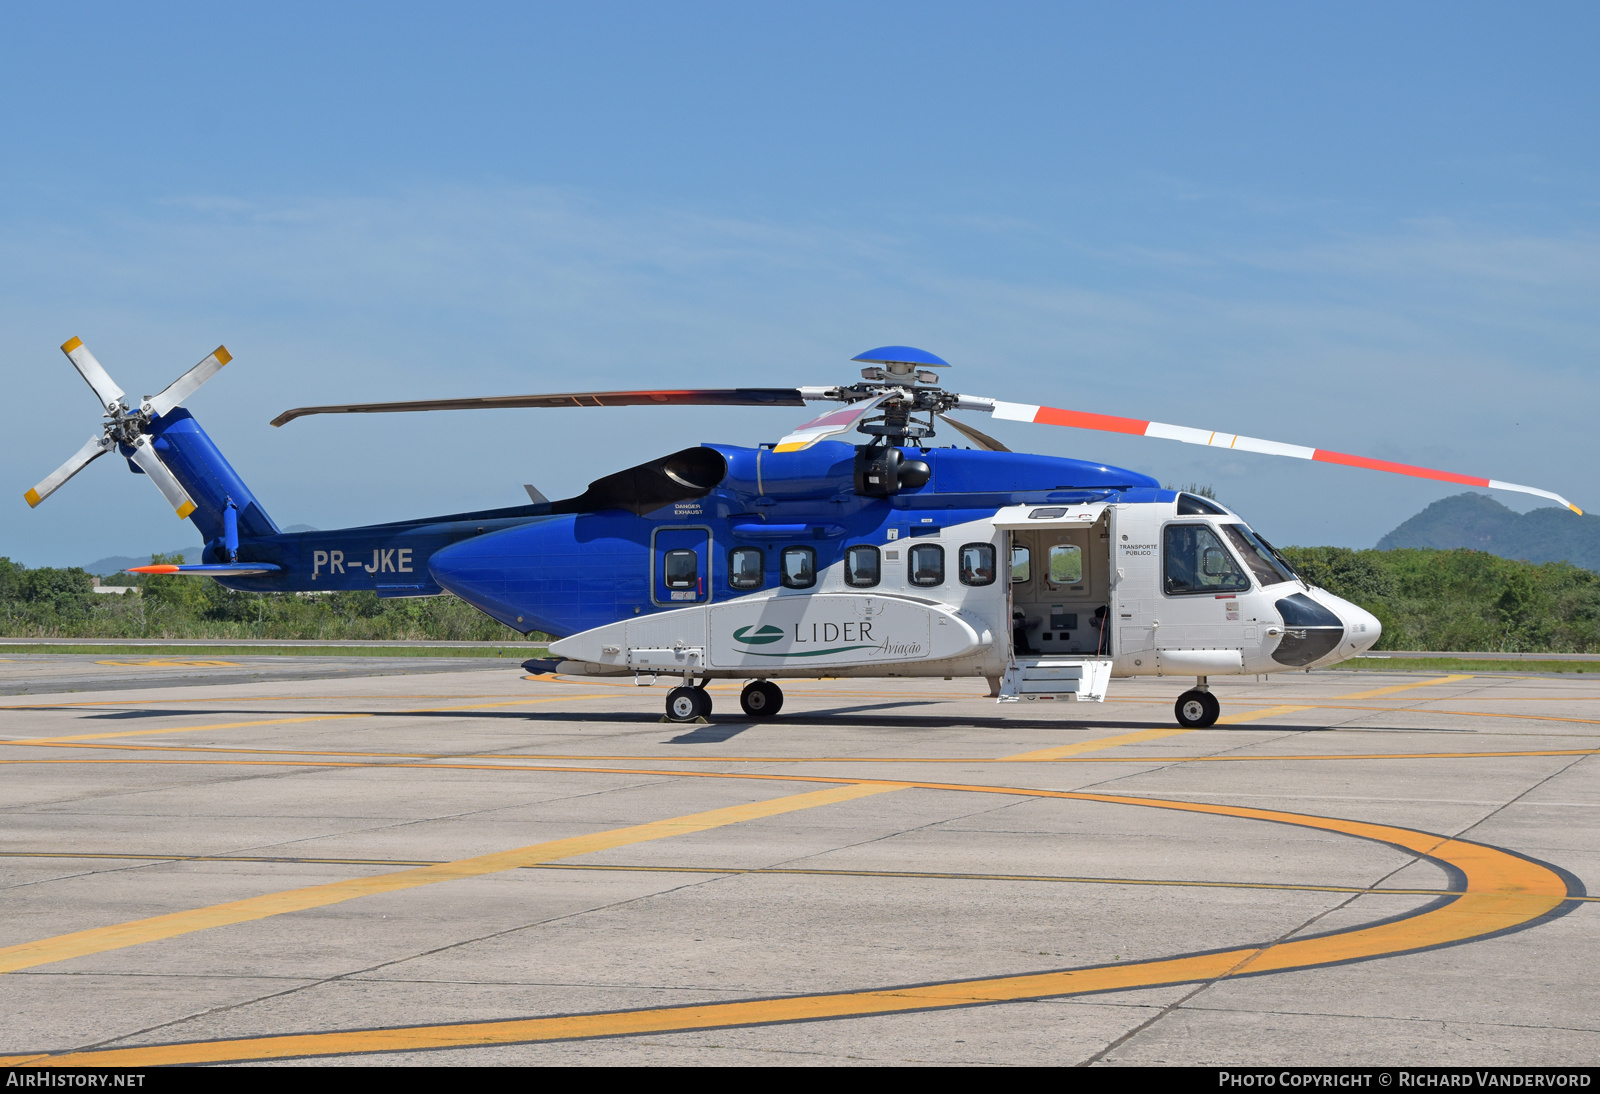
[26,339,1584,727]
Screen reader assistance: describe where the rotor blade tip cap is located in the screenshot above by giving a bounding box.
[61,336,82,353]
[176,500,196,519]
[24,488,41,508]
[850,345,950,367]
[214,346,232,365]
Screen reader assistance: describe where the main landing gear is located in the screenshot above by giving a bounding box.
[665,685,712,722]
[740,680,784,718]
[663,680,785,722]
[1174,677,1220,728]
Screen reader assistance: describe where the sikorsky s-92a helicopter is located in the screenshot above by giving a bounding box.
[26,339,1584,727]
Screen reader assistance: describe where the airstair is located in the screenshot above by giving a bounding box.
[998,657,1113,703]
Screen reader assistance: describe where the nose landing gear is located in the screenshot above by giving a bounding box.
[1174,677,1220,728]
[740,680,784,718]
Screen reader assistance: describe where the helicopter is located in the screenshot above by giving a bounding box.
[24,339,1584,728]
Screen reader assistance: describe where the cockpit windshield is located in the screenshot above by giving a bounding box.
[1222,524,1296,587]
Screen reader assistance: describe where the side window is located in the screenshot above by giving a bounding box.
[728,547,764,590]
[959,543,996,586]
[1163,524,1250,595]
[1010,545,1031,583]
[780,545,817,589]
[1047,544,1083,585]
[663,549,698,589]
[844,545,880,588]
[908,543,945,587]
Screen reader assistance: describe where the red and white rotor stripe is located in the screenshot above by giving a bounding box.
[957,397,1582,515]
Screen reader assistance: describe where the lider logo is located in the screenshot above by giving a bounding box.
[732,625,786,645]
[728,620,898,659]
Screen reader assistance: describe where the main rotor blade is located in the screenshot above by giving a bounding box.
[774,394,890,453]
[145,345,232,419]
[127,436,197,519]
[24,434,114,508]
[955,395,1584,515]
[60,337,125,412]
[270,388,810,428]
[936,413,1010,452]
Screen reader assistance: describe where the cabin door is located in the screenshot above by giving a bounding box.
[651,526,712,607]
[1006,511,1112,656]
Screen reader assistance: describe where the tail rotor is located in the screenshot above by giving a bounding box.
[24,338,231,519]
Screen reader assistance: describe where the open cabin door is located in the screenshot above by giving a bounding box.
[991,503,1112,702]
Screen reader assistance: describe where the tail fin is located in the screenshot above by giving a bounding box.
[146,408,279,560]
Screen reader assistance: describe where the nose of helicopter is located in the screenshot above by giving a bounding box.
[1327,596,1382,658]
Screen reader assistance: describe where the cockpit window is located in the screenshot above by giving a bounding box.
[1177,493,1228,515]
[1222,525,1296,587]
[1163,524,1250,595]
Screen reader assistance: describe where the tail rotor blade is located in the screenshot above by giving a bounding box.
[145,346,232,418]
[24,435,114,508]
[127,436,197,519]
[956,395,1583,515]
[60,337,125,412]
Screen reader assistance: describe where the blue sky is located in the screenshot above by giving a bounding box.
[5,2,1597,566]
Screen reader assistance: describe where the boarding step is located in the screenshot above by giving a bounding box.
[998,657,1112,703]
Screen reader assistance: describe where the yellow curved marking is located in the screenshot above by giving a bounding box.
[61,336,83,353]
[0,782,897,975]
[6,783,1571,1067]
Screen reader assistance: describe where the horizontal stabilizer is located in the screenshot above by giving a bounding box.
[126,563,283,577]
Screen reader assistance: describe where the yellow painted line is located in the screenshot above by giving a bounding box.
[93,660,241,667]
[4,694,608,745]
[0,694,537,710]
[1341,674,1475,699]
[13,850,1596,903]
[0,782,897,975]
[1216,704,1313,725]
[1003,727,1189,760]
[14,783,1571,1066]
[10,743,1599,781]
[7,713,372,745]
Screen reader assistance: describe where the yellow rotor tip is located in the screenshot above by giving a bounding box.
[176,501,197,519]
[61,336,82,353]
[214,346,232,366]
[24,489,41,508]
[1570,505,1584,516]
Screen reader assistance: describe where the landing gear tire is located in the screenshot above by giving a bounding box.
[1174,689,1220,728]
[666,686,712,722]
[740,681,784,718]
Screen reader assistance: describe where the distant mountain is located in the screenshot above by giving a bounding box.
[1377,493,1600,570]
[81,548,198,575]
[77,525,318,576]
